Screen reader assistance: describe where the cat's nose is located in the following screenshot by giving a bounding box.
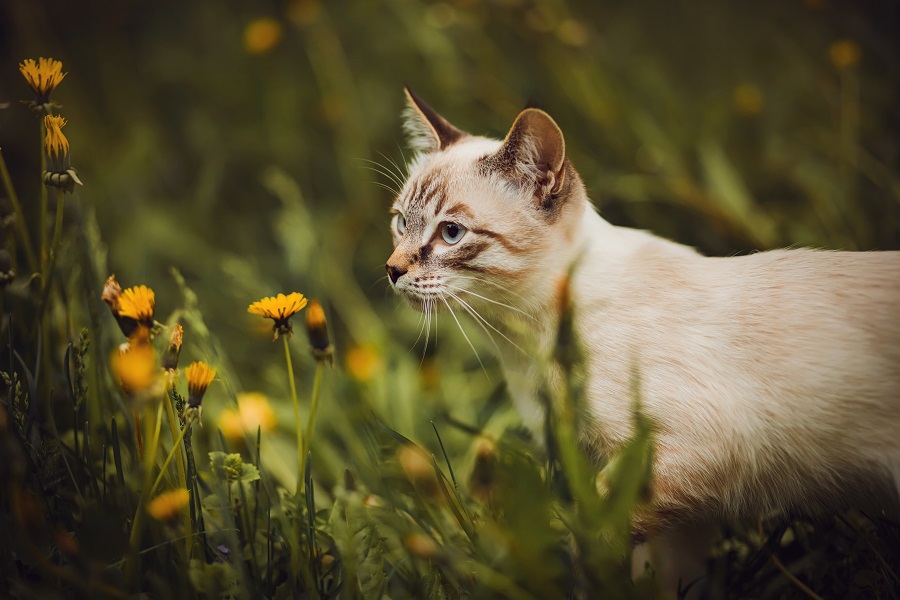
[386,263,407,285]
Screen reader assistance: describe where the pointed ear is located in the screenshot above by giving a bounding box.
[485,108,567,206]
[403,87,465,153]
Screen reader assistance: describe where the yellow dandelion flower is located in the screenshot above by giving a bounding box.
[146,488,190,523]
[118,285,156,326]
[219,392,278,442]
[19,57,66,105]
[345,344,382,383]
[305,300,333,364]
[111,342,158,396]
[829,39,861,71]
[243,17,283,55]
[248,292,308,340]
[185,361,216,420]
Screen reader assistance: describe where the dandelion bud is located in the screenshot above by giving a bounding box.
[185,361,216,423]
[402,533,438,560]
[162,324,183,372]
[305,300,333,365]
[41,115,82,192]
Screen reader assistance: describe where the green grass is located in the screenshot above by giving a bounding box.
[1,0,899,597]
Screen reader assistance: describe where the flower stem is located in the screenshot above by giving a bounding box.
[126,401,164,584]
[39,121,47,266]
[0,149,38,272]
[163,390,191,557]
[148,421,192,499]
[37,187,65,322]
[283,335,304,495]
[301,362,324,475]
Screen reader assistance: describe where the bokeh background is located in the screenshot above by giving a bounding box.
[1,2,899,592]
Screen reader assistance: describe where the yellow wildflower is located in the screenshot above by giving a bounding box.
[111,342,158,397]
[19,57,66,106]
[118,285,156,327]
[185,361,216,422]
[243,18,283,55]
[345,345,382,383]
[146,488,190,523]
[248,292,308,340]
[218,392,278,442]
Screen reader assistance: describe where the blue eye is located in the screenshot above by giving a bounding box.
[441,222,466,244]
[396,214,407,235]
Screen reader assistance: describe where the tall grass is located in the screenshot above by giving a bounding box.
[0,0,898,597]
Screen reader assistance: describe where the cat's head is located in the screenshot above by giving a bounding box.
[386,89,587,317]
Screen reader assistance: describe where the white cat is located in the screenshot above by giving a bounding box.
[386,88,900,588]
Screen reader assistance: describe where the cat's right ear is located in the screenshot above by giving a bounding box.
[403,87,465,153]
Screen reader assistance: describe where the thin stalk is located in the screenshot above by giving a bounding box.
[163,390,191,557]
[126,401,164,584]
[37,187,65,321]
[301,362,324,474]
[40,121,47,266]
[133,409,143,459]
[0,149,38,271]
[283,335,304,494]
[147,422,191,499]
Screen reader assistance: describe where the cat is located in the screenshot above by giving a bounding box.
[385,88,900,587]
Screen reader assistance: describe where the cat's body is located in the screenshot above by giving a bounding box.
[386,89,900,581]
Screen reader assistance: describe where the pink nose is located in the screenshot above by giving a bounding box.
[386,263,407,284]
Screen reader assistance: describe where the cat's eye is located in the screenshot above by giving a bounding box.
[396,214,407,235]
[441,222,466,245]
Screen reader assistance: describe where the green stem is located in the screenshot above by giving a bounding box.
[148,421,192,499]
[126,401,164,585]
[301,362,324,474]
[40,121,47,266]
[0,149,38,272]
[163,390,192,558]
[283,335,304,495]
[37,187,65,321]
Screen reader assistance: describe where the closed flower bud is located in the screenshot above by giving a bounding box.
[305,299,333,364]
[41,115,82,192]
[162,324,183,372]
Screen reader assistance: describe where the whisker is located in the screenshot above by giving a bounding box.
[368,180,401,196]
[378,151,408,185]
[439,293,489,379]
[448,274,532,307]
[444,283,533,320]
[446,289,529,356]
[359,159,406,192]
[394,139,411,176]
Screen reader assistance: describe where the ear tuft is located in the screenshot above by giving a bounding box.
[403,87,466,153]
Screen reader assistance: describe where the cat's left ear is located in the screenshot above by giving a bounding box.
[487,108,567,209]
[403,87,466,153]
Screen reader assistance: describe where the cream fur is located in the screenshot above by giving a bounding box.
[388,100,900,566]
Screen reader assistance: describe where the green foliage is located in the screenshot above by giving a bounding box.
[0,0,898,598]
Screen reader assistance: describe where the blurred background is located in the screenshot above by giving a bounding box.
[2,0,899,485]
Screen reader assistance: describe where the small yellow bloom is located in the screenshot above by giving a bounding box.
[218,392,278,442]
[118,285,156,326]
[829,39,861,71]
[243,17,283,55]
[111,342,158,397]
[146,488,190,523]
[403,533,438,560]
[248,292,308,340]
[19,57,66,105]
[185,361,216,420]
[345,345,382,383]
